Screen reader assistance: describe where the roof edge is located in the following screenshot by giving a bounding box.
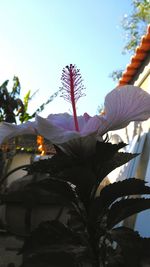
[118,24,150,86]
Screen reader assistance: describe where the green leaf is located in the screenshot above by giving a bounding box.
[110,227,150,267]
[92,152,138,197]
[95,142,126,161]
[109,227,143,267]
[89,179,150,223]
[0,80,9,89]
[19,221,94,266]
[22,251,88,267]
[23,90,31,112]
[109,69,123,82]
[110,226,141,246]
[107,198,150,229]
[30,177,80,205]
[100,178,150,209]
[11,76,21,96]
[100,152,138,180]
[26,155,96,208]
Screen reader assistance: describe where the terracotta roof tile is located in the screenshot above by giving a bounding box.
[118,25,150,86]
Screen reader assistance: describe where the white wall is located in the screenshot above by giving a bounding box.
[6,153,32,186]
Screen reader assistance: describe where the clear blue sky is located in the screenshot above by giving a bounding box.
[0,0,134,117]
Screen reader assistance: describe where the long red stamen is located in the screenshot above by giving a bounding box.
[61,64,85,132]
[69,66,79,131]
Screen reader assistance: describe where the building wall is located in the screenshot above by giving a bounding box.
[122,55,150,233]
[5,153,32,186]
[131,52,150,88]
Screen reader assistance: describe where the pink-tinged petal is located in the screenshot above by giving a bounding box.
[0,121,37,145]
[36,115,81,144]
[76,115,90,131]
[83,112,91,122]
[47,113,75,130]
[47,112,88,132]
[98,85,150,135]
[81,115,104,136]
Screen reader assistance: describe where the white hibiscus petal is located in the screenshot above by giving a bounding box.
[1,86,149,147]
[36,115,81,144]
[47,112,89,132]
[83,112,91,122]
[99,85,150,134]
[76,115,89,131]
[81,115,105,135]
[0,121,36,145]
[47,113,75,130]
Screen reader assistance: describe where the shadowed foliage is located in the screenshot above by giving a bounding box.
[0,77,61,124]
[1,140,150,267]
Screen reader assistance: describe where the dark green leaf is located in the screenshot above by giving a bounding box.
[99,152,138,181]
[0,80,9,89]
[110,227,150,267]
[19,221,94,266]
[107,198,150,229]
[26,156,97,208]
[109,69,124,82]
[22,251,86,267]
[95,141,126,161]
[30,177,80,205]
[110,226,141,246]
[100,178,150,208]
[89,178,150,223]
[108,227,142,267]
[11,76,21,96]
[26,152,74,175]
[92,142,127,176]
[92,152,138,197]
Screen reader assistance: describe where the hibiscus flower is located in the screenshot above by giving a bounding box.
[0,85,150,149]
